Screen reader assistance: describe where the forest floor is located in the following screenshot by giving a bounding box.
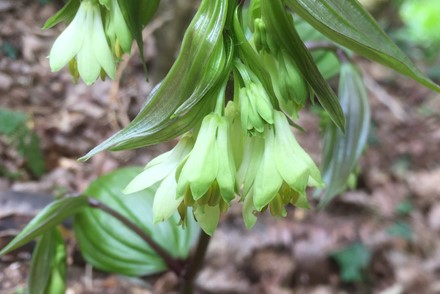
[1,1,440,293]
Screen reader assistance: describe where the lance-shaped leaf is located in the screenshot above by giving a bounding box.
[117,0,160,74]
[319,63,370,207]
[28,229,67,294]
[81,0,230,160]
[285,0,440,92]
[74,167,199,276]
[43,0,80,29]
[0,196,88,256]
[261,0,345,131]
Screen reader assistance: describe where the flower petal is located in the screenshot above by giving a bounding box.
[77,6,101,85]
[243,190,258,229]
[193,205,220,236]
[178,114,219,200]
[253,128,283,210]
[49,2,86,72]
[274,111,323,188]
[91,4,116,79]
[215,118,236,203]
[153,172,182,223]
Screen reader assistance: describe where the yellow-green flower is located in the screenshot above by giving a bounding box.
[241,111,324,228]
[49,0,116,85]
[124,134,194,223]
[176,113,237,235]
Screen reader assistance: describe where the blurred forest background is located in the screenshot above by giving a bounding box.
[0,0,440,293]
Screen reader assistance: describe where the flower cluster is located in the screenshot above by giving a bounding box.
[120,0,327,235]
[49,0,132,85]
[126,87,323,235]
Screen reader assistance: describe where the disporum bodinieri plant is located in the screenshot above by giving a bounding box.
[1,0,439,293]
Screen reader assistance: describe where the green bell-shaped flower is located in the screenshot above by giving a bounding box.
[177,113,237,204]
[176,113,237,235]
[124,134,194,223]
[49,0,116,85]
[241,111,323,228]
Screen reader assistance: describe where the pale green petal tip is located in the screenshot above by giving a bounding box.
[243,194,258,229]
[194,205,220,236]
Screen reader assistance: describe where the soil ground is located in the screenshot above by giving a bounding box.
[1,1,440,293]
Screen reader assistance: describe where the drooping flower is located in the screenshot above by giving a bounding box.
[49,0,116,85]
[176,113,238,235]
[240,110,324,228]
[124,134,194,223]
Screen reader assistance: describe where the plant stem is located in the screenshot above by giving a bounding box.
[87,197,184,275]
[180,230,211,294]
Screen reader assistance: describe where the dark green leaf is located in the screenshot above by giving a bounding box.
[138,0,160,26]
[0,108,27,136]
[42,0,80,29]
[28,229,66,294]
[318,63,370,207]
[261,0,345,130]
[74,167,199,276]
[117,0,160,75]
[331,242,371,283]
[295,19,340,79]
[81,0,230,159]
[285,0,440,92]
[0,196,88,256]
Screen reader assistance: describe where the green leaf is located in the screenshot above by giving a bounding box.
[318,63,370,207]
[295,19,340,79]
[261,0,345,131]
[0,196,88,256]
[42,0,80,29]
[138,0,160,26]
[331,242,371,283]
[81,0,230,159]
[118,0,159,74]
[28,228,67,294]
[74,167,199,276]
[0,107,27,136]
[285,0,440,92]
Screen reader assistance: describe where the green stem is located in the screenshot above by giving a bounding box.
[215,80,228,115]
[180,230,211,294]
